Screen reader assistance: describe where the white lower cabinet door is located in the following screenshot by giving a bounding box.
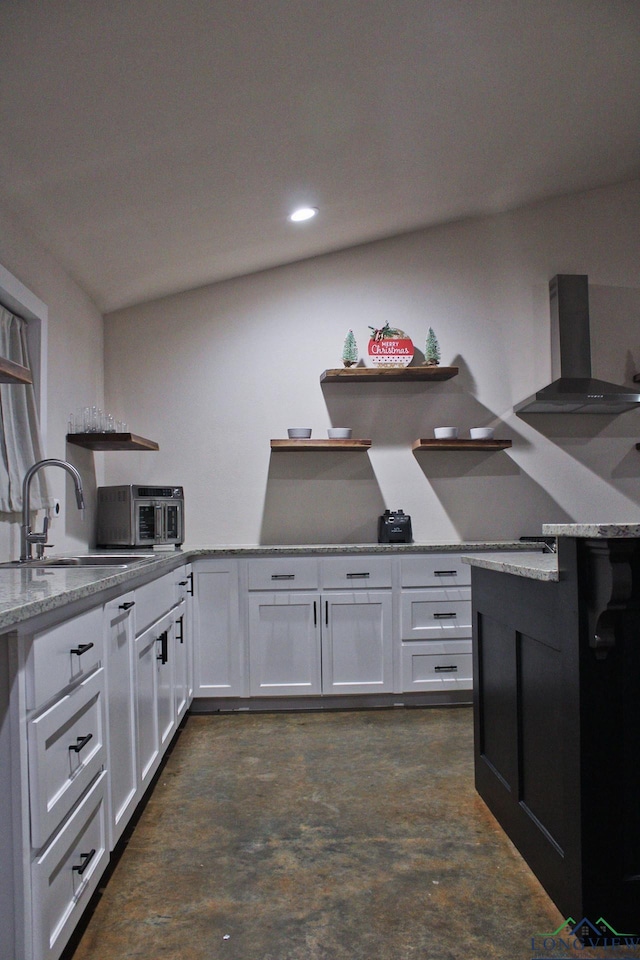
[31,771,108,960]
[322,592,393,695]
[156,615,176,752]
[104,594,138,849]
[173,598,189,723]
[134,622,160,789]
[248,593,321,696]
[192,559,243,698]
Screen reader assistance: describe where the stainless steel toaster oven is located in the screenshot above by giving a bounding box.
[97,485,184,547]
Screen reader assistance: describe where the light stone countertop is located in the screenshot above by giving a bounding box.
[542,522,640,538]
[0,541,540,632]
[461,551,559,582]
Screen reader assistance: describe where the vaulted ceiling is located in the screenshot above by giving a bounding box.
[1,0,639,313]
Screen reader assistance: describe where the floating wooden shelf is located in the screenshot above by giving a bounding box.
[271,439,372,451]
[67,432,160,451]
[0,356,32,384]
[320,366,458,383]
[412,439,512,451]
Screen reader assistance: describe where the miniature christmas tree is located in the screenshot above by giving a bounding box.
[342,329,358,367]
[424,327,441,366]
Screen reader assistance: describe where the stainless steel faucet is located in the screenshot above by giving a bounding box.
[20,459,84,561]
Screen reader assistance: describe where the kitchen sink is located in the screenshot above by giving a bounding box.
[0,554,156,569]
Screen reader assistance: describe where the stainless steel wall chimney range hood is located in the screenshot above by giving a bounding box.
[515,274,640,415]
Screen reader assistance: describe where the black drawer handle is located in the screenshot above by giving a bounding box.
[271,574,295,580]
[70,642,94,657]
[434,570,458,577]
[176,614,184,643]
[179,579,188,586]
[69,733,93,754]
[435,665,458,673]
[119,601,135,611]
[434,612,457,619]
[72,848,97,876]
[346,572,370,579]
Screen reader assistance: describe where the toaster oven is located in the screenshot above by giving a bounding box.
[97,485,184,547]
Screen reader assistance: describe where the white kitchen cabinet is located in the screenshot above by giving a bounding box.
[246,556,393,697]
[399,555,473,693]
[173,596,189,723]
[23,606,108,960]
[321,592,393,694]
[134,609,176,791]
[31,772,109,960]
[192,559,243,698]
[247,593,321,696]
[103,592,138,849]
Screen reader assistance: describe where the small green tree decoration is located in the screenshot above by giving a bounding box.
[342,329,358,367]
[424,327,441,366]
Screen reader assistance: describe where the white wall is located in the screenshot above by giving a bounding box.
[103,179,640,546]
[0,207,104,561]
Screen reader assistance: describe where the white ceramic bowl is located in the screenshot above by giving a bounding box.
[434,426,458,439]
[470,427,494,440]
[287,428,312,439]
[327,428,352,439]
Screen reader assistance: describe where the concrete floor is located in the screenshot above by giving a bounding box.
[67,706,570,960]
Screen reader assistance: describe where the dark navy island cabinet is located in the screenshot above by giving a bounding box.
[471,536,640,932]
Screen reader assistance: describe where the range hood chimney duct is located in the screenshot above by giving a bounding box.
[515,275,640,415]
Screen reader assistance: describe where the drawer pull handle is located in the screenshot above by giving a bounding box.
[271,574,295,580]
[69,733,93,754]
[435,665,458,673]
[346,572,370,579]
[70,642,94,657]
[119,601,135,611]
[176,614,184,643]
[72,848,97,876]
[434,570,458,577]
[434,612,457,619]
[179,579,188,586]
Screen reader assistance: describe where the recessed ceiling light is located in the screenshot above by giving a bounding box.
[289,206,318,223]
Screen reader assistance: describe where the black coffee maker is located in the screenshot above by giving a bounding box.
[378,509,413,544]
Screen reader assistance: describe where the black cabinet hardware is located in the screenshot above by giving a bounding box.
[434,612,457,619]
[435,664,458,673]
[69,733,93,754]
[271,573,295,580]
[434,570,458,577]
[72,849,96,875]
[313,601,317,626]
[346,572,370,579]
[187,571,194,595]
[70,642,94,657]
[156,630,168,664]
[176,615,184,643]
[119,600,135,611]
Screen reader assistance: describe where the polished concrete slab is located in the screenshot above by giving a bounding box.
[67,707,568,960]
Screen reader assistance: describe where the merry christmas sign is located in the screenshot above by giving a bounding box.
[367,323,414,367]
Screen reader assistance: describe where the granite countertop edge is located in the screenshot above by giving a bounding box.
[462,551,559,582]
[0,541,541,631]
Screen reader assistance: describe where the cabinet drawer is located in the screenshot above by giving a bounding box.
[31,771,108,960]
[247,558,319,590]
[400,592,471,641]
[29,668,105,849]
[321,556,392,589]
[27,607,103,711]
[400,555,471,588]
[134,571,177,635]
[401,648,472,692]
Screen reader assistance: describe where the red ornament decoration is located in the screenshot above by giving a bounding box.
[367,322,414,367]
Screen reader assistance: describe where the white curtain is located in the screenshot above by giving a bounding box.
[0,306,50,513]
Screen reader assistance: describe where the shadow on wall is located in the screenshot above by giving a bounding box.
[414,451,573,539]
[260,451,385,544]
